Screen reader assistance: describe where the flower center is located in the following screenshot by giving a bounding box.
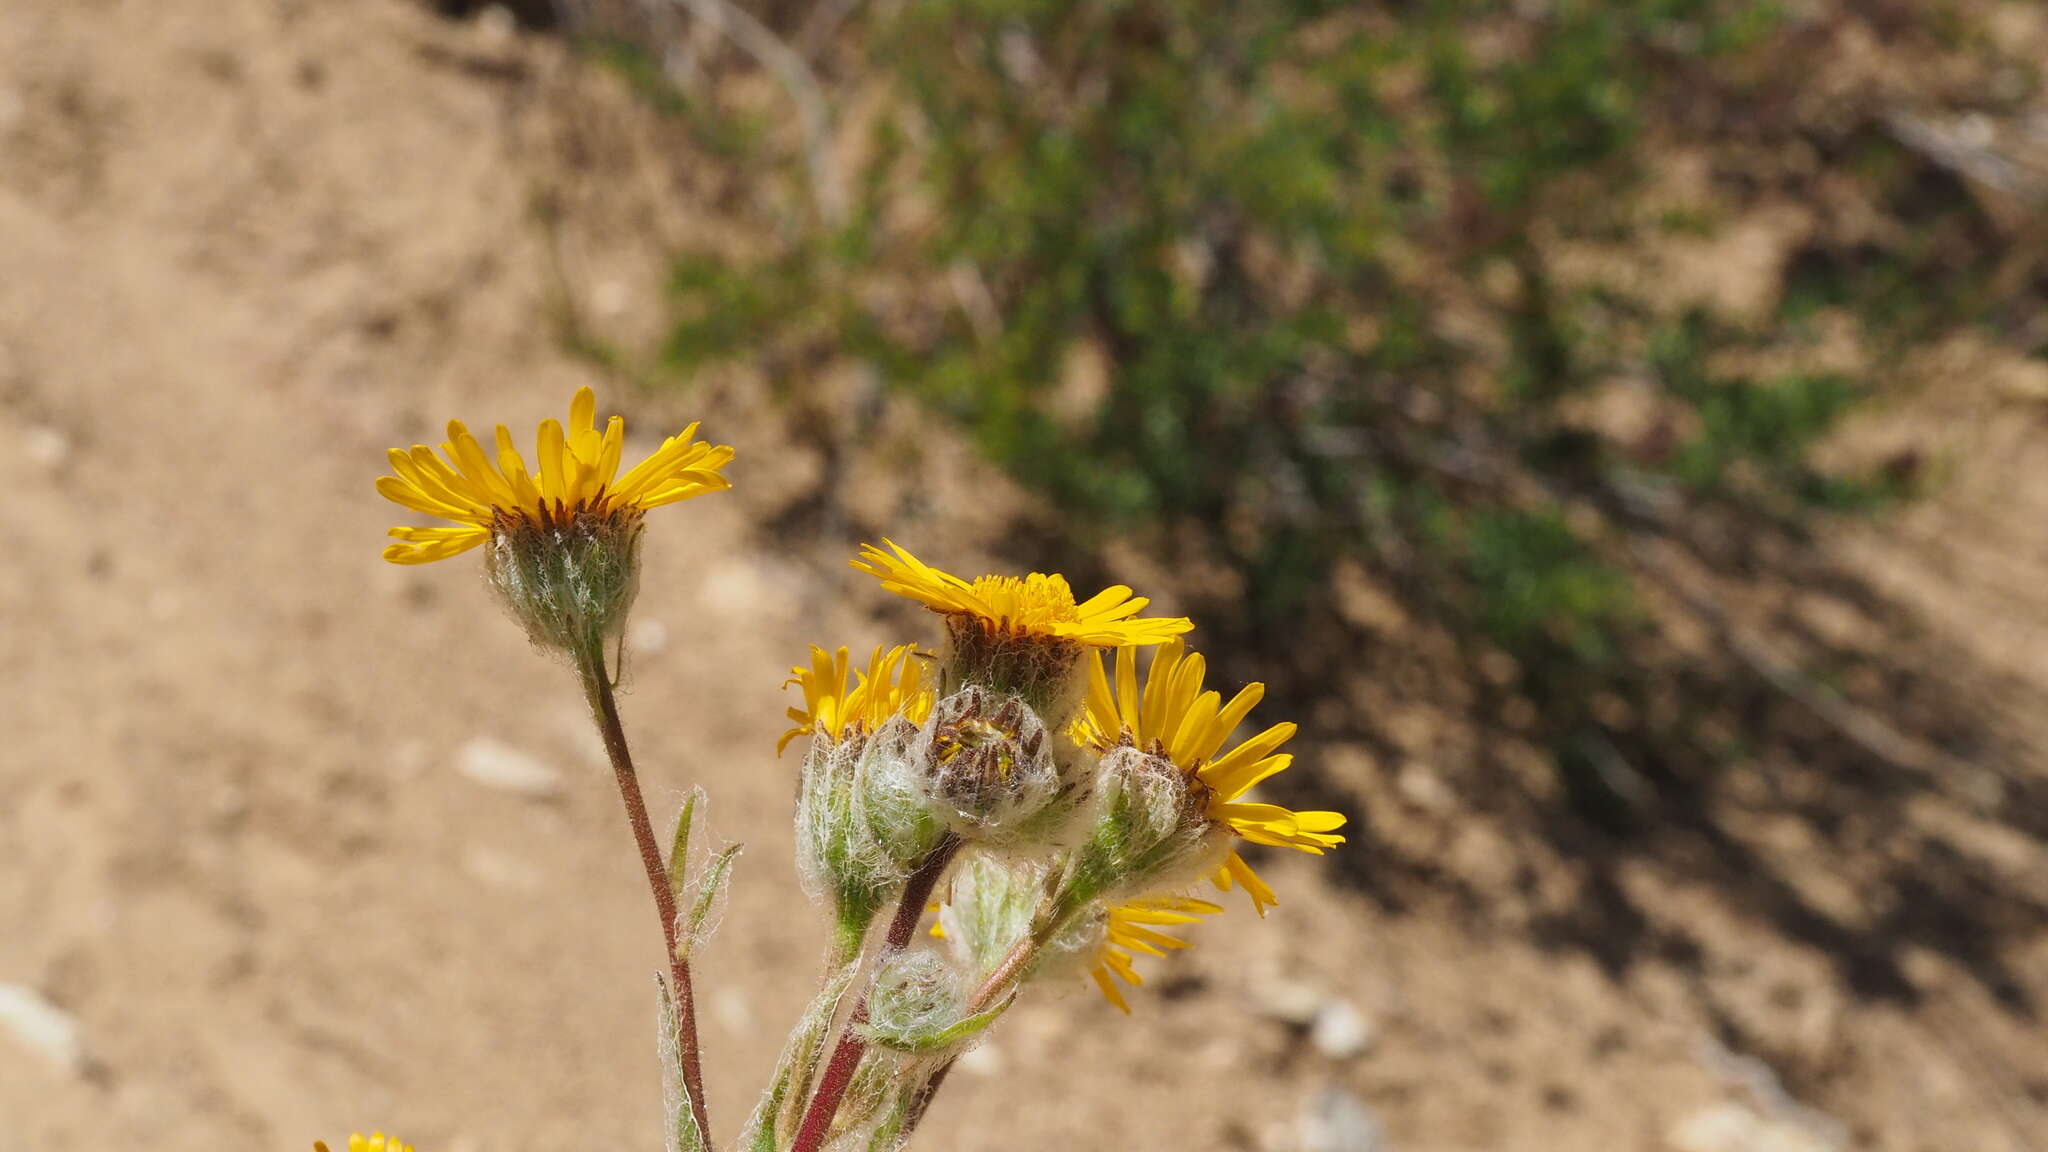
[965,573,1080,632]
[492,486,631,533]
[932,716,1026,779]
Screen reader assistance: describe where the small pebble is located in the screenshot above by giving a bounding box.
[457,736,563,797]
[1669,1103,1840,1152]
[1248,976,1323,1026]
[1311,997,1374,1060]
[1299,1087,1384,1152]
[0,984,83,1075]
[628,617,670,656]
[24,425,70,470]
[473,5,518,48]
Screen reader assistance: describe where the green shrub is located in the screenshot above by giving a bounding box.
[643,0,1986,819]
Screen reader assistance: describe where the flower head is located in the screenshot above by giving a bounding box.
[376,386,732,565]
[787,644,946,947]
[852,540,1189,648]
[376,388,731,651]
[313,1134,414,1152]
[913,686,1071,843]
[780,644,934,755]
[1080,640,1346,915]
[1088,895,1221,1013]
[852,539,1190,715]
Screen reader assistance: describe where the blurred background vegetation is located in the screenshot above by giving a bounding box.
[9,1,2048,1146]
[523,0,2044,829]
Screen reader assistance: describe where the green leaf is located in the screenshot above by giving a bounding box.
[666,787,702,907]
[861,999,1010,1054]
[678,842,743,961]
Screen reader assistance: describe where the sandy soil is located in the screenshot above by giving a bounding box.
[2,4,2044,1151]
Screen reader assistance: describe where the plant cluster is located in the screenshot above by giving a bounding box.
[323,389,1344,1151]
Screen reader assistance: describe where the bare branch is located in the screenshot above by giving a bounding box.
[662,0,847,225]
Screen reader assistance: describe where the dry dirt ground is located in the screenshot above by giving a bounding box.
[2,4,2045,1152]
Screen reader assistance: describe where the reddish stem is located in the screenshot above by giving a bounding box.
[582,648,713,1147]
[789,835,963,1152]
[965,933,1036,1012]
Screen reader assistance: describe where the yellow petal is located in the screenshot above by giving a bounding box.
[1092,966,1132,1014]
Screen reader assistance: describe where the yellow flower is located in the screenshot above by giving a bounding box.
[1089,895,1222,1014]
[312,1134,414,1152]
[376,386,732,564]
[780,644,934,754]
[1080,639,1346,916]
[850,540,1191,648]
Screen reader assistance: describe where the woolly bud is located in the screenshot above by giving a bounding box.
[484,506,644,654]
[861,951,1005,1055]
[1061,745,1228,909]
[853,717,949,868]
[797,718,946,953]
[912,687,1075,845]
[938,853,1047,978]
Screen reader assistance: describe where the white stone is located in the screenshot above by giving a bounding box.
[0,984,83,1075]
[1310,997,1374,1060]
[1248,975,1323,1025]
[628,617,670,656]
[1299,1087,1384,1152]
[456,736,563,797]
[23,425,69,470]
[1669,1103,1839,1152]
[473,5,518,49]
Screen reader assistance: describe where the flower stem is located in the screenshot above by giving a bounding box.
[965,932,1039,1012]
[788,834,962,1152]
[577,641,713,1147]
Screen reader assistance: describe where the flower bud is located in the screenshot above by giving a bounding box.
[860,950,1004,1054]
[853,717,951,869]
[484,506,644,654]
[937,852,1047,978]
[1062,744,1228,909]
[913,687,1079,845]
[796,717,946,952]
